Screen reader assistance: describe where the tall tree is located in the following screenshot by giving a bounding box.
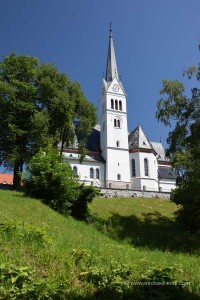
[156,65,200,234]
[0,53,49,188]
[0,53,97,189]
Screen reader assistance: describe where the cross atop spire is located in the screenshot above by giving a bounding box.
[109,22,112,37]
[105,24,119,82]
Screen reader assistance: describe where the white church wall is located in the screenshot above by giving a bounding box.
[129,151,158,190]
[63,157,105,187]
[139,178,158,191]
[130,177,158,191]
[106,148,130,188]
[139,152,157,180]
[158,179,176,192]
[129,152,141,177]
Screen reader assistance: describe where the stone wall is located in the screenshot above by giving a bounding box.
[99,188,171,200]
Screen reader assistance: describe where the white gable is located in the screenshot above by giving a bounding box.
[107,77,125,95]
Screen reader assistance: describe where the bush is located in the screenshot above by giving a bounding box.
[23,145,99,219]
[0,263,67,299]
[171,162,200,235]
[71,184,100,220]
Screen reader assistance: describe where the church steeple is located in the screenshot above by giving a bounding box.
[105,23,119,82]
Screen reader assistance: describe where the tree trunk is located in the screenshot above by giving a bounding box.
[13,160,23,190]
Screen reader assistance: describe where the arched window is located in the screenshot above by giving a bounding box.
[119,101,122,111]
[115,100,118,110]
[96,168,100,179]
[117,174,121,180]
[114,118,121,128]
[116,140,120,147]
[144,158,149,176]
[132,159,136,177]
[111,99,114,109]
[90,168,94,179]
[73,166,78,175]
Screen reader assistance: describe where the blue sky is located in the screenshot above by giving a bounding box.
[0,0,200,149]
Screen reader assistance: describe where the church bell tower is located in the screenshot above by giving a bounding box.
[100,25,130,189]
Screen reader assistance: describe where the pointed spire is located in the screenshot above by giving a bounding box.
[105,23,119,82]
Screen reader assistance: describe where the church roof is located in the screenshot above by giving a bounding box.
[63,125,104,163]
[129,125,152,150]
[151,142,170,162]
[105,24,119,82]
[86,126,101,152]
[158,167,177,180]
[151,142,165,159]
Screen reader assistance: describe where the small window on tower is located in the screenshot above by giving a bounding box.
[114,119,117,127]
[111,99,114,109]
[115,100,118,110]
[119,101,122,111]
[117,119,120,128]
[116,140,120,147]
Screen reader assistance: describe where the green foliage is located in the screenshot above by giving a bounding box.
[171,161,200,234]
[137,265,192,300]
[80,261,133,299]
[24,145,99,219]
[0,263,67,299]
[24,145,79,214]
[0,53,49,189]
[71,184,101,220]
[68,82,97,156]
[0,219,51,247]
[89,197,200,253]
[0,191,200,299]
[0,52,97,189]
[156,56,200,234]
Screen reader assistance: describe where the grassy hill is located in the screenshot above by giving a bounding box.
[0,190,199,299]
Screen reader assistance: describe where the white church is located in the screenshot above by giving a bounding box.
[62,27,176,192]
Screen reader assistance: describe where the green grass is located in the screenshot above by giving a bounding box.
[89,197,200,253]
[0,190,200,299]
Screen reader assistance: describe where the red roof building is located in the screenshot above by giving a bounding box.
[0,174,13,185]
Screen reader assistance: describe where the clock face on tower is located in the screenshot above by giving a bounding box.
[112,84,120,92]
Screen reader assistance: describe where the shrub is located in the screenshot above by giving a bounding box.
[23,145,79,214]
[171,162,200,235]
[0,263,67,299]
[0,219,51,247]
[71,184,101,220]
[23,145,99,219]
